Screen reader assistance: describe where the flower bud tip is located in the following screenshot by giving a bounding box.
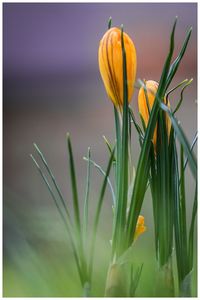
[108,16,112,29]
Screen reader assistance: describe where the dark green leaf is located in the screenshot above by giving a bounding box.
[160,103,197,179]
[173,78,193,114]
[188,184,197,271]
[166,78,188,104]
[108,16,112,29]
[83,156,116,206]
[165,27,192,90]
[33,143,70,219]
[112,26,130,257]
[67,134,81,231]
[88,148,115,278]
[184,131,197,171]
[126,18,178,246]
[83,147,91,248]
[30,153,84,284]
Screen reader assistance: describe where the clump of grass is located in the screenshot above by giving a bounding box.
[31,16,197,297]
[31,138,115,296]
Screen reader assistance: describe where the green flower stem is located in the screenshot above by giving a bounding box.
[67,134,88,283]
[112,26,129,259]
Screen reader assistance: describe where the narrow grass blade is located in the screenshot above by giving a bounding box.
[168,128,176,253]
[129,107,144,137]
[33,143,70,218]
[149,142,159,258]
[114,105,122,188]
[31,154,68,225]
[129,263,143,296]
[83,147,91,246]
[126,19,177,245]
[184,131,197,171]
[129,110,144,147]
[67,134,87,281]
[103,135,115,159]
[188,183,197,271]
[156,112,172,266]
[111,105,122,257]
[160,103,197,178]
[112,25,130,258]
[88,148,115,278]
[166,78,188,103]
[171,137,183,283]
[108,16,112,29]
[171,137,193,289]
[83,156,116,206]
[139,113,147,133]
[179,145,188,273]
[165,27,192,90]
[67,133,81,231]
[137,79,151,115]
[118,24,129,223]
[173,78,193,114]
[30,154,84,284]
[157,17,177,93]
[161,113,173,263]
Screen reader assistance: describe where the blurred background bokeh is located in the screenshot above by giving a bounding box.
[3,3,197,297]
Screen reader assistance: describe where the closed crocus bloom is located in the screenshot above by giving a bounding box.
[134,215,146,241]
[98,27,137,109]
[138,80,171,147]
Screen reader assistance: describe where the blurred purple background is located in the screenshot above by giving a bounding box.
[3,2,197,199]
[3,3,197,296]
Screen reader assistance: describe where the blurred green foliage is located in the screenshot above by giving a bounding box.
[3,191,197,297]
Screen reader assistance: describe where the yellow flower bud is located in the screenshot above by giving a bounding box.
[138,80,171,147]
[134,215,146,241]
[98,27,137,109]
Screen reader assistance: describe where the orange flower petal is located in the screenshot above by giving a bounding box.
[99,27,137,109]
[138,80,171,148]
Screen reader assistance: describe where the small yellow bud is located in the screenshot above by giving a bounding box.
[98,27,137,109]
[138,80,171,147]
[134,215,146,241]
